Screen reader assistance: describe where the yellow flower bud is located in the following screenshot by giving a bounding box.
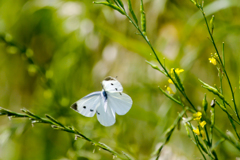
[209,57,217,65]
[193,112,202,121]
[168,79,173,84]
[193,128,200,136]
[201,130,206,140]
[200,121,206,128]
[166,86,175,94]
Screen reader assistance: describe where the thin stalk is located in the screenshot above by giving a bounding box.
[219,69,240,140]
[222,42,225,67]
[0,107,129,160]
[188,124,207,160]
[214,125,240,150]
[123,11,197,112]
[200,9,240,121]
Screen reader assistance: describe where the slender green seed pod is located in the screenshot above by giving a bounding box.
[189,0,197,5]
[199,79,229,105]
[93,1,125,15]
[210,99,215,146]
[202,93,208,113]
[215,100,227,113]
[196,137,208,154]
[210,15,215,34]
[140,0,146,35]
[184,123,191,138]
[173,69,185,92]
[106,0,112,4]
[127,0,138,25]
[116,0,124,8]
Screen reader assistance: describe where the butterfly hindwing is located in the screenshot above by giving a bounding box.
[96,98,116,126]
[71,91,101,117]
[107,91,132,115]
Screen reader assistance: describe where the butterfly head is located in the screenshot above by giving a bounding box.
[103,76,116,81]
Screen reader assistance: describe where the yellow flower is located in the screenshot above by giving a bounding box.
[166,86,175,94]
[209,57,217,65]
[193,128,200,136]
[193,112,202,121]
[175,68,184,75]
[170,68,184,75]
[168,79,173,84]
[201,130,206,140]
[170,68,174,74]
[200,121,206,128]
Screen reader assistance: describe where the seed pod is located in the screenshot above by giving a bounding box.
[93,1,125,15]
[202,94,208,113]
[127,0,138,25]
[210,15,215,34]
[140,0,146,35]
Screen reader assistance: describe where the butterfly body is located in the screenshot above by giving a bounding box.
[71,76,132,126]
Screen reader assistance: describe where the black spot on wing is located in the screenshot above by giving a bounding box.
[111,83,113,85]
[71,103,78,111]
[115,88,117,91]
[119,92,122,95]
[90,109,94,112]
[83,106,86,109]
[96,111,100,115]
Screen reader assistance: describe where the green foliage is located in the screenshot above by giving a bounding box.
[1,0,240,159]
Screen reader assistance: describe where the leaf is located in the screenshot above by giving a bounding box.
[145,60,166,75]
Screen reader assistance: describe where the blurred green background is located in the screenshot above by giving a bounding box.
[0,0,240,159]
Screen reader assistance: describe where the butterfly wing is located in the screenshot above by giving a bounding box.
[107,91,132,115]
[96,96,116,126]
[102,78,123,92]
[70,91,101,117]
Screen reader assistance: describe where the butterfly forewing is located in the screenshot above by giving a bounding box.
[71,91,101,117]
[107,91,132,115]
[96,99,116,126]
[102,80,123,92]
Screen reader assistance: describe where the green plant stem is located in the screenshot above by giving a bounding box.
[200,9,240,122]
[122,9,197,112]
[213,125,240,150]
[188,124,207,160]
[219,69,240,140]
[155,109,187,159]
[0,107,130,160]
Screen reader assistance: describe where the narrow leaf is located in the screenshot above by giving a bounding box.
[211,138,225,150]
[158,87,182,105]
[146,60,166,75]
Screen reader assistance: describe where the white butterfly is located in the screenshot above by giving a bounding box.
[70,76,133,126]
